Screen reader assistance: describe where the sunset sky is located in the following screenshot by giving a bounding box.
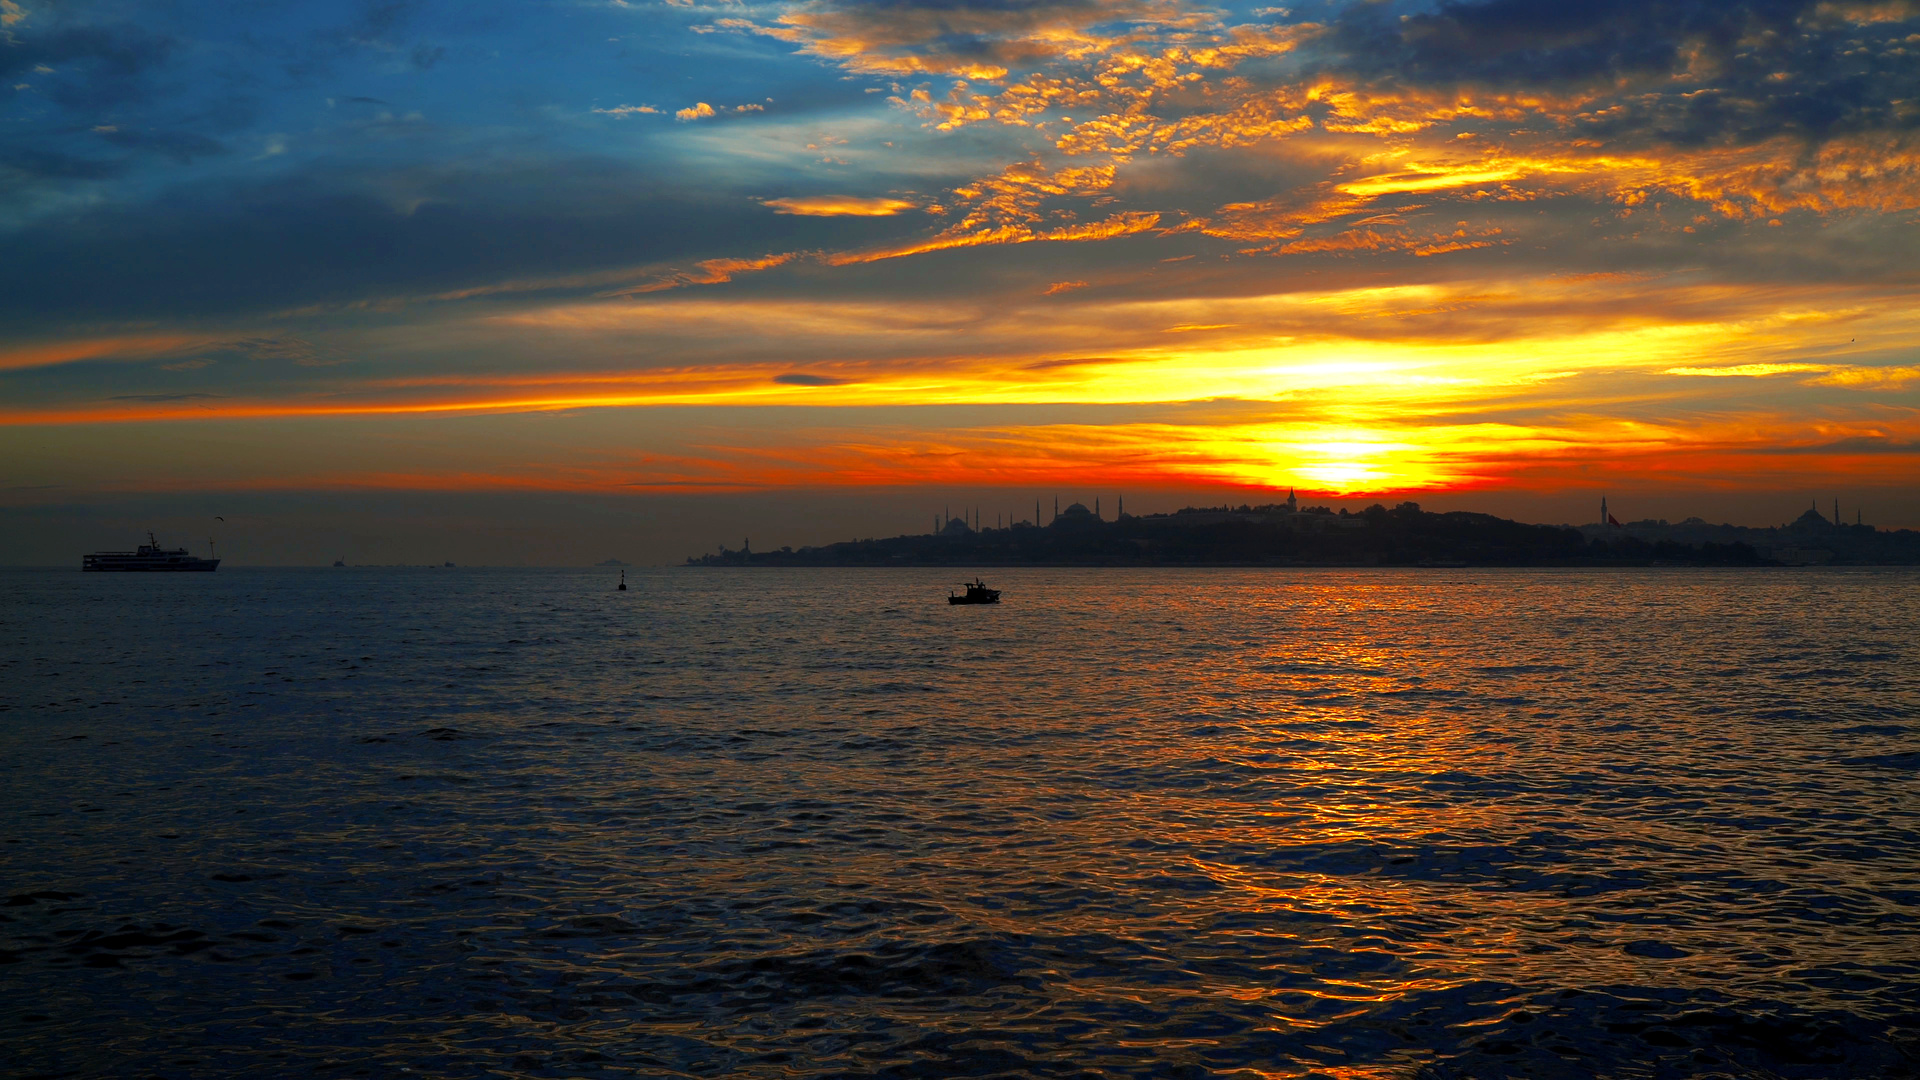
[4,0,1917,562]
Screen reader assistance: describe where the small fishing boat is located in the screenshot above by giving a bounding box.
[948,578,1001,605]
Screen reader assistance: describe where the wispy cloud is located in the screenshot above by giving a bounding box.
[0,335,207,372]
[1663,364,1833,377]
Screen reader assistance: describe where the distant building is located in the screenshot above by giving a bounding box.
[1790,505,1831,531]
[1051,501,1098,529]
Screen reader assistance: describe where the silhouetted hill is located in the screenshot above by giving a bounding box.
[688,501,1920,567]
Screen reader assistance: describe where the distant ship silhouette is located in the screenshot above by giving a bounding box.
[84,532,219,572]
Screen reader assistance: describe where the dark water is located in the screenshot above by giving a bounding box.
[3,567,1917,1079]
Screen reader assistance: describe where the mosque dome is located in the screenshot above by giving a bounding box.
[1050,501,1100,529]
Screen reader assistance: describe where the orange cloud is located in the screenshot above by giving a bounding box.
[829,11,1920,278]
[600,252,799,295]
[827,210,1158,264]
[756,0,1186,80]
[1337,165,1527,198]
[0,334,207,371]
[763,195,917,216]
[594,4,1920,293]
[1663,363,1834,377]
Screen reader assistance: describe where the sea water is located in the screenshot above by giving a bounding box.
[2,566,1916,1078]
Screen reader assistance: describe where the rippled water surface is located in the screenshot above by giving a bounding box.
[3,567,1917,1079]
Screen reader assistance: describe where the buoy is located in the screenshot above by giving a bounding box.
[617,570,627,591]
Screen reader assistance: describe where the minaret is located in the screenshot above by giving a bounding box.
[1601,496,1609,525]
[1095,497,1100,519]
[1288,487,1297,512]
[1118,495,1124,518]
[1054,496,1059,522]
[1036,498,1040,526]
[1834,498,1841,528]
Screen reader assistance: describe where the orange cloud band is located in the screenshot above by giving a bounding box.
[9,407,1914,500]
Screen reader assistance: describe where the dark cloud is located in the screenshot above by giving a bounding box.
[1,129,230,203]
[354,0,416,42]
[1766,435,1920,455]
[0,157,925,332]
[1322,0,1920,144]
[0,23,176,109]
[773,373,853,385]
[1336,0,1812,84]
[94,128,227,163]
[0,145,127,187]
[106,392,224,401]
[776,0,1168,75]
[234,337,329,366]
[1,11,259,203]
[248,0,426,83]
[1021,356,1132,371]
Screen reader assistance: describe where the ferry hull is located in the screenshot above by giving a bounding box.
[83,556,220,571]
